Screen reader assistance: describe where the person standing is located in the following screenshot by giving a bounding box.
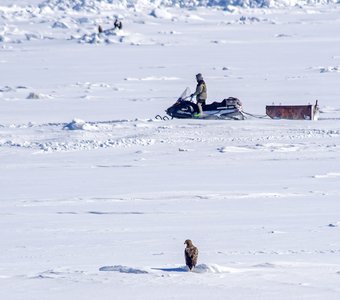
[191,73,207,116]
[114,18,123,30]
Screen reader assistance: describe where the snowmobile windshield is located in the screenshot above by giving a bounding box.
[178,87,191,101]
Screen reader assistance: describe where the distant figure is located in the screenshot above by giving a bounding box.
[98,25,103,34]
[190,73,207,117]
[114,19,123,30]
[184,239,198,271]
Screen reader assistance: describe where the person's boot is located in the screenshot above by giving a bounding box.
[198,103,204,117]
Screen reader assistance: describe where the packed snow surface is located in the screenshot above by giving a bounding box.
[1,1,340,299]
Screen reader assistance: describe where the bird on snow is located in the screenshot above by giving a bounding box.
[184,239,198,271]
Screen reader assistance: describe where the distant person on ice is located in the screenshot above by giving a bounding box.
[191,73,207,117]
[114,18,123,30]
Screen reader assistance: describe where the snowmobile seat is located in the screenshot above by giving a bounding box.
[203,97,242,111]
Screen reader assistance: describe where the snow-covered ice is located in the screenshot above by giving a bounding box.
[1,1,340,299]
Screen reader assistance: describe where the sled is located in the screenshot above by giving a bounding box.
[266,101,319,120]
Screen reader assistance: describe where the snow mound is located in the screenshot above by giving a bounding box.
[0,86,15,92]
[120,33,155,45]
[78,32,118,44]
[99,265,148,274]
[319,66,340,73]
[25,33,44,41]
[150,8,173,20]
[193,264,241,273]
[252,262,277,268]
[78,27,124,44]
[0,34,10,43]
[238,16,261,24]
[63,119,98,131]
[328,221,340,227]
[52,21,70,29]
[218,146,252,153]
[150,264,247,273]
[78,29,152,45]
[313,172,340,179]
[319,106,340,113]
[26,92,41,99]
[26,92,53,99]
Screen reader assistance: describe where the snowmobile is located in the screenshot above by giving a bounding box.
[165,88,245,120]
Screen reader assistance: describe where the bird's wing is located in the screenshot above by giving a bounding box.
[185,248,191,264]
[192,247,198,261]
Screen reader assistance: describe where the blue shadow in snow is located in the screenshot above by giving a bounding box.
[151,267,188,272]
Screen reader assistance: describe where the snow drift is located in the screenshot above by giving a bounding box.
[99,265,148,274]
[63,119,98,131]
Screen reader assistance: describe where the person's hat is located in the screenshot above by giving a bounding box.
[196,73,203,80]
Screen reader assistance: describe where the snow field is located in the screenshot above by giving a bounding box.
[1,1,340,299]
